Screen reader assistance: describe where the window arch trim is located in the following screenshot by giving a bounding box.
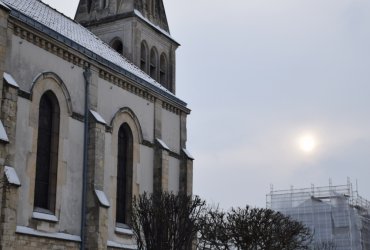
[31,72,73,116]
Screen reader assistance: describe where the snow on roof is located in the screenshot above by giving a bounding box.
[4,166,21,186]
[0,120,9,143]
[4,72,19,88]
[155,138,170,151]
[0,0,9,10]
[1,0,186,106]
[90,110,107,125]
[16,226,81,242]
[133,10,179,45]
[94,189,110,208]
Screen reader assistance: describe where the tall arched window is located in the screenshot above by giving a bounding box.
[100,0,107,9]
[34,91,60,212]
[116,123,133,225]
[140,41,148,73]
[111,38,123,55]
[160,53,168,88]
[87,0,93,13]
[150,47,158,80]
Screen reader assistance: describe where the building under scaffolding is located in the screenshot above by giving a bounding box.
[267,181,370,250]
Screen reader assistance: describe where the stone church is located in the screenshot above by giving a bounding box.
[0,0,193,249]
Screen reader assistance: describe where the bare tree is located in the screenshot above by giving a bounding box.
[227,206,312,250]
[131,192,206,250]
[197,206,231,250]
[198,206,312,250]
[312,241,337,250]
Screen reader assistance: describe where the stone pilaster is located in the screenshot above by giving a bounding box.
[179,153,193,196]
[0,17,20,247]
[153,99,170,193]
[154,99,162,139]
[85,118,108,250]
[179,112,193,196]
[153,143,169,193]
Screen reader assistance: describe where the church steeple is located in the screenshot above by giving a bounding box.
[75,0,177,93]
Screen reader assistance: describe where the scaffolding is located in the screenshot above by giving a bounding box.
[266,180,370,250]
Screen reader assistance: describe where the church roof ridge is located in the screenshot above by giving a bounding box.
[1,0,187,107]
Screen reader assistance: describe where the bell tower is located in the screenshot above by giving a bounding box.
[75,0,178,93]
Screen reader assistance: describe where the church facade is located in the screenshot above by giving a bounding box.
[0,0,193,249]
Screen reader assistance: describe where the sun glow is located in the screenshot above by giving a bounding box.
[298,134,317,153]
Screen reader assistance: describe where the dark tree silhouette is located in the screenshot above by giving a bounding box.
[198,206,312,250]
[131,192,206,250]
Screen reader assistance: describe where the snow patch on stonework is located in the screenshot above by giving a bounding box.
[90,110,107,125]
[182,148,194,160]
[94,189,110,208]
[4,166,21,186]
[0,120,9,143]
[3,72,19,88]
[156,138,170,151]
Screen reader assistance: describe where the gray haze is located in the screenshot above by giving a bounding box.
[42,0,370,208]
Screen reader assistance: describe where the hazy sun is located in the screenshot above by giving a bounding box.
[298,134,317,153]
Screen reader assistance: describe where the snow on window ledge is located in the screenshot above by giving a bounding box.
[115,223,134,236]
[32,211,58,222]
[16,226,81,242]
[107,240,137,249]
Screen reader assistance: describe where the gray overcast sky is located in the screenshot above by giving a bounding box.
[42,0,370,208]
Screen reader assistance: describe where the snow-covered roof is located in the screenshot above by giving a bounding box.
[1,0,187,107]
[0,1,9,10]
[133,10,179,45]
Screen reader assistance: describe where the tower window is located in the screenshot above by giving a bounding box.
[116,123,133,225]
[140,41,148,73]
[150,47,158,80]
[111,39,123,55]
[160,53,168,89]
[87,0,92,13]
[34,91,60,213]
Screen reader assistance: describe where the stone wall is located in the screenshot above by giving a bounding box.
[14,234,79,250]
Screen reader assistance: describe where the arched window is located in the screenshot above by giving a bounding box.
[87,0,92,13]
[160,53,168,88]
[140,41,148,73]
[116,123,133,225]
[150,47,158,80]
[34,91,60,212]
[100,0,107,9]
[111,38,123,55]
